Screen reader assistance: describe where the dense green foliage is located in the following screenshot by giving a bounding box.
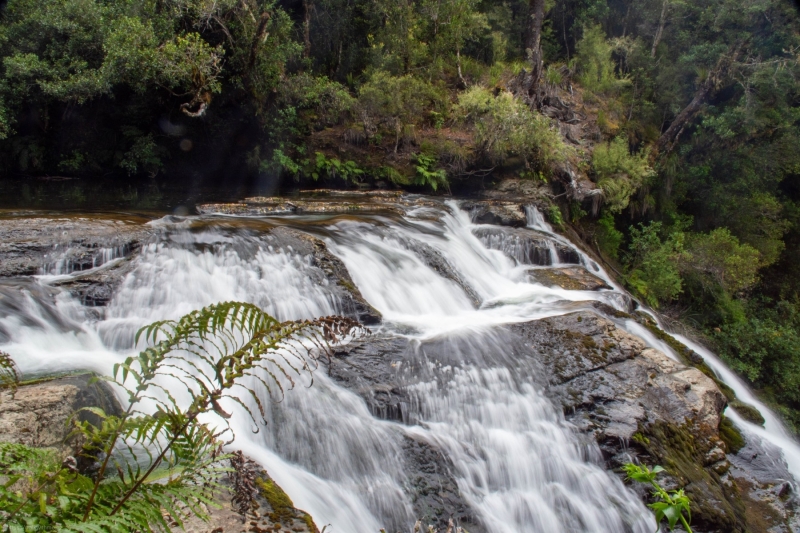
[0,303,360,533]
[1,0,800,427]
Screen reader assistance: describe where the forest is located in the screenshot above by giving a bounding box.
[1,0,800,431]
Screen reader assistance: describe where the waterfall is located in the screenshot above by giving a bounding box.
[1,200,797,531]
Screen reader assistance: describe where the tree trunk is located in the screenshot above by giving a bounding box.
[247,11,271,74]
[651,0,669,58]
[656,42,744,155]
[303,0,312,59]
[527,0,546,88]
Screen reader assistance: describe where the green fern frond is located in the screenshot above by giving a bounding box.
[0,303,365,533]
[0,351,19,398]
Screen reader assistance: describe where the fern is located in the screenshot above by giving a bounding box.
[0,303,364,533]
[0,351,19,397]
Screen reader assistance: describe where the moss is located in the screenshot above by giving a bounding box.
[256,476,295,524]
[301,512,319,532]
[337,278,358,294]
[581,336,598,350]
[719,416,746,454]
[18,370,93,387]
[639,421,748,532]
[729,400,766,426]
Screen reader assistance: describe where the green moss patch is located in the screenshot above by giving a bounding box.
[729,400,766,426]
[719,416,746,454]
[639,421,747,532]
[256,477,296,523]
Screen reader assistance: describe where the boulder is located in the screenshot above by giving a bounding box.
[509,311,797,533]
[459,200,527,227]
[0,373,122,456]
[527,266,611,291]
[178,455,320,533]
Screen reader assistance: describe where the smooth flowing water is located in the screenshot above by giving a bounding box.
[0,199,796,532]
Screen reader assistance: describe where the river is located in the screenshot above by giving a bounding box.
[0,195,797,532]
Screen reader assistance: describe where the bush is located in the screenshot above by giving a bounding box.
[592,136,655,213]
[625,222,685,307]
[357,71,447,151]
[456,86,570,174]
[277,74,356,128]
[596,211,624,259]
[714,300,800,427]
[685,228,761,294]
[574,25,629,94]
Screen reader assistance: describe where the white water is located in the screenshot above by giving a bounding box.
[0,201,796,531]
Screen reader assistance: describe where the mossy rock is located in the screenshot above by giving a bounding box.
[256,476,319,532]
[719,416,746,454]
[639,421,748,532]
[729,400,766,426]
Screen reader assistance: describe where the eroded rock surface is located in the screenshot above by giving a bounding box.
[472,226,580,265]
[527,266,610,291]
[460,200,527,227]
[509,311,798,533]
[179,464,320,533]
[0,216,151,278]
[0,374,122,456]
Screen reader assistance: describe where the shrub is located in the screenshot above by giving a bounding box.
[357,72,447,152]
[714,300,800,424]
[596,211,623,259]
[685,228,761,294]
[574,25,629,94]
[456,87,570,174]
[625,222,685,307]
[277,74,356,128]
[592,136,655,213]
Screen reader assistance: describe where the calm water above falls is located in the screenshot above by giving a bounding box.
[1,199,797,532]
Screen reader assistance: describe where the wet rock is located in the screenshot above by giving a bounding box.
[326,335,412,422]
[508,311,798,533]
[527,266,610,291]
[401,435,484,533]
[198,193,406,218]
[262,226,381,325]
[472,226,580,266]
[0,216,151,278]
[412,241,481,307]
[52,257,139,307]
[326,336,484,532]
[481,178,550,203]
[0,373,123,457]
[729,400,766,426]
[460,200,527,227]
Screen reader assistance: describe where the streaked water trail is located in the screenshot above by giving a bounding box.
[1,199,795,531]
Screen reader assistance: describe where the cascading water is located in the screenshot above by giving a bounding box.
[0,198,796,532]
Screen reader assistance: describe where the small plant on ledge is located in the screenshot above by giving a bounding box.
[623,463,693,532]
